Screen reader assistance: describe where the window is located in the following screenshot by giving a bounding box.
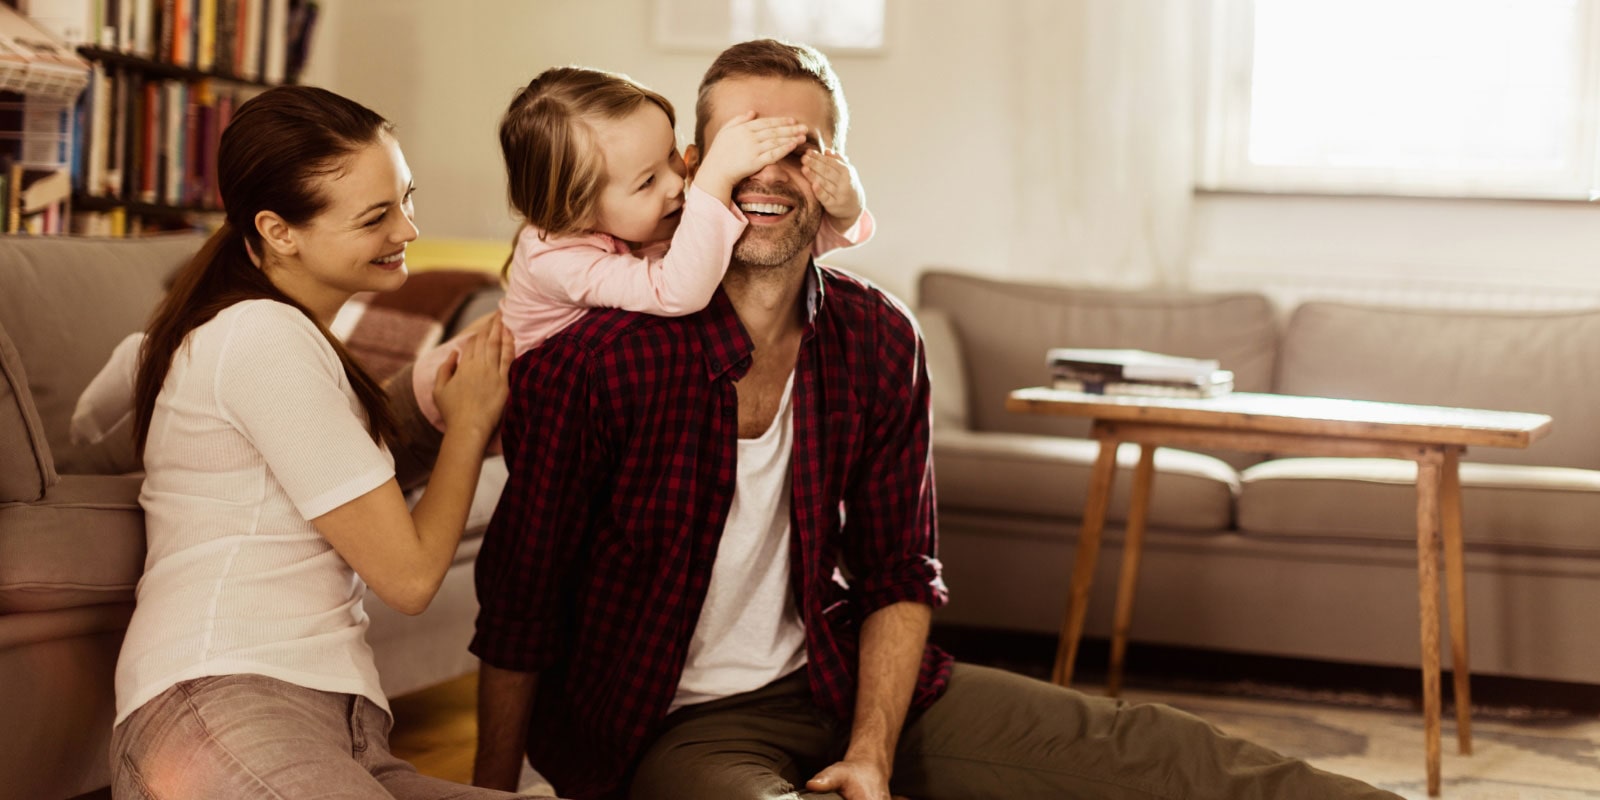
[1198,0,1600,199]
[653,0,886,53]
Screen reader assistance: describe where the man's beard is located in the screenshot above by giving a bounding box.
[731,181,822,270]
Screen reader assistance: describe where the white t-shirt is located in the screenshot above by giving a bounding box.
[114,300,396,725]
[671,372,807,711]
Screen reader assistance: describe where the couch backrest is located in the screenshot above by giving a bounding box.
[917,270,1278,438]
[1277,302,1600,469]
[0,234,207,473]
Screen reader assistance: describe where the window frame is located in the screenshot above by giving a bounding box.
[652,0,888,55]
[1196,0,1600,201]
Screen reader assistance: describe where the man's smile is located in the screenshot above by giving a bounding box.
[737,191,800,224]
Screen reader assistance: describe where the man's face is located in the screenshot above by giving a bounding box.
[698,77,833,269]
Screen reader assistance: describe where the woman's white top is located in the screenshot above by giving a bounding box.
[114,299,396,725]
[671,372,808,711]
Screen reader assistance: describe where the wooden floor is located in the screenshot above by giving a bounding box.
[386,629,1600,793]
[388,672,483,784]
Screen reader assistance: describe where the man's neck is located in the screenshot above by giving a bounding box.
[722,258,808,346]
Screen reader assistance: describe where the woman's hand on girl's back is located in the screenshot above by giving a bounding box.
[432,312,514,439]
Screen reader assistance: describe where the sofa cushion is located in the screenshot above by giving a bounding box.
[0,234,207,474]
[0,473,144,613]
[1276,302,1600,470]
[917,271,1277,441]
[1237,457,1600,555]
[934,429,1237,531]
[917,308,968,431]
[0,321,56,502]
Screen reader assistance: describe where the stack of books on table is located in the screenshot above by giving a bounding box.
[1047,348,1234,399]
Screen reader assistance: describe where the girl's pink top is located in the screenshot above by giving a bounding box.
[413,184,874,430]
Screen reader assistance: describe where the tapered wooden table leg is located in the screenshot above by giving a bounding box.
[1053,430,1120,687]
[1106,444,1156,697]
[1416,455,1444,797]
[1440,447,1472,755]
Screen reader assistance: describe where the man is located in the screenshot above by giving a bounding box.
[471,39,1399,800]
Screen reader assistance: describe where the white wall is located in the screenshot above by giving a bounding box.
[301,0,1021,303]
[1191,193,1600,311]
[304,1,1600,309]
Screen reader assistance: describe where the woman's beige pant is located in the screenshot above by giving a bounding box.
[111,673,557,799]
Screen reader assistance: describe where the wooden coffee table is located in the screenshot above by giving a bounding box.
[1006,388,1552,797]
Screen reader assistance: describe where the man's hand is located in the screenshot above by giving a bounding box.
[802,147,866,233]
[695,111,807,202]
[807,757,894,800]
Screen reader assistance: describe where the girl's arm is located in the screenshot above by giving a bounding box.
[528,183,746,316]
[813,206,876,257]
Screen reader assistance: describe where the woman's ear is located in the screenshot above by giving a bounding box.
[254,210,297,261]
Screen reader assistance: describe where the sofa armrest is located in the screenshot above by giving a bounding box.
[0,473,143,614]
[0,321,56,503]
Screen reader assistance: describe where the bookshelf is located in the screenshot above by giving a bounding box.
[77,45,276,87]
[1,0,318,236]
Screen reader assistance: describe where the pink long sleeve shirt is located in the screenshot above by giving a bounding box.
[413,184,874,429]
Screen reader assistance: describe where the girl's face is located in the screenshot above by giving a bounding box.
[273,132,419,318]
[590,103,687,245]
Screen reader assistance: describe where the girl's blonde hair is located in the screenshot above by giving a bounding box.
[499,67,676,275]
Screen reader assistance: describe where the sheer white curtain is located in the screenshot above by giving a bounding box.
[1011,0,1195,288]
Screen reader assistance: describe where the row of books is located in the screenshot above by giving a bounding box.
[0,90,73,169]
[1048,348,1235,399]
[21,0,316,84]
[1,158,166,234]
[1,161,70,232]
[75,68,251,208]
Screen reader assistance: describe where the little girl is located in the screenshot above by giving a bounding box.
[411,65,875,429]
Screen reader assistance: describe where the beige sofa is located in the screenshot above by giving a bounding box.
[918,270,1600,687]
[0,234,506,800]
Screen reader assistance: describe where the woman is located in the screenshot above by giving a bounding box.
[111,85,552,799]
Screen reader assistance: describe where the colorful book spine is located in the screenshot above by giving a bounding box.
[196,0,215,72]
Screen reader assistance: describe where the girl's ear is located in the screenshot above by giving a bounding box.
[683,144,701,180]
[255,210,297,260]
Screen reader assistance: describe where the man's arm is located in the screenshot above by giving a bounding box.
[807,601,931,800]
[812,303,946,800]
[468,338,609,789]
[474,664,540,790]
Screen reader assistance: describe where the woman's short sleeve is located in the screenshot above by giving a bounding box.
[214,302,395,519]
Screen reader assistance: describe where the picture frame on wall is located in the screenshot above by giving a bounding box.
[653,0,887,54]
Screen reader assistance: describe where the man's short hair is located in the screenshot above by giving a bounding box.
[694,38,849,154]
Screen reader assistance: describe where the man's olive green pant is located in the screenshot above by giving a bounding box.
[629,663,1401,800]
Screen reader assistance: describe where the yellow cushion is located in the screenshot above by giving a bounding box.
[405,238,512,275]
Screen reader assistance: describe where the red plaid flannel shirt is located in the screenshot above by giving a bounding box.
[470,264,951,799]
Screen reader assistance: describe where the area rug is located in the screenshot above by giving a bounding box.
[1121,686,1600,798]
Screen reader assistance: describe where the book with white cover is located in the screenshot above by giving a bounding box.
[1047,348,1221,383]
[1052,371,1235,399]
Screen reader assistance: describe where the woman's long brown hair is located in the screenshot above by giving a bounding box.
[134,86,400,458]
